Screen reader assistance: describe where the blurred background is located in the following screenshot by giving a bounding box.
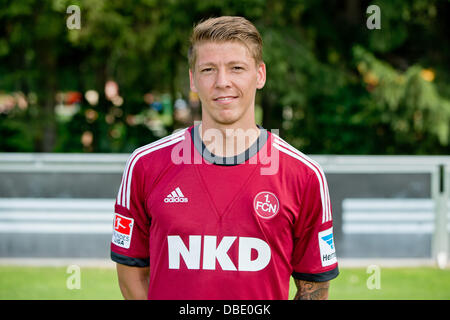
[1,0,450,154]
[0,0,449,299]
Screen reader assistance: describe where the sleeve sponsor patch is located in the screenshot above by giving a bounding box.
[112,213,134,249]
[318,227,337,267]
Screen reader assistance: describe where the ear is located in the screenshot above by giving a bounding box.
[189,69,198,93]
[256,62,266,89]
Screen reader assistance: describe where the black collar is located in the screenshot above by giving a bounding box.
[191,124,268,166]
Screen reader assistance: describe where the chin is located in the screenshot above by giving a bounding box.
[214,112,242,125]
[203,105,249,126]
[213,117,238,126]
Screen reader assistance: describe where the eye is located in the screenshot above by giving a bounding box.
[232,66,244,71]
[201,67,213,73]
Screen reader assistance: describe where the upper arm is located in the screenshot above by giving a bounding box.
[117,263,150,281]
[116,263,150,300]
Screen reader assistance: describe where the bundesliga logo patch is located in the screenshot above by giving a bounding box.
[112,213,134,249]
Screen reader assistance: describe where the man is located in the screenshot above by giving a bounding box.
[111,16,338,300]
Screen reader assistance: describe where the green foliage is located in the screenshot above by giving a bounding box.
[353,46,450,153]
[0,0,449,154]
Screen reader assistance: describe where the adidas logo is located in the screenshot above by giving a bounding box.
[164,187,188,203]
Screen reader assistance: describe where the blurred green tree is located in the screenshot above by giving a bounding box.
[0,0,448,154]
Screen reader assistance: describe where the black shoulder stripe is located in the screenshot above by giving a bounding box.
[111,251,150,267]
[292,266,339,282]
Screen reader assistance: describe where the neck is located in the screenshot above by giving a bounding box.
[199,122,260,158]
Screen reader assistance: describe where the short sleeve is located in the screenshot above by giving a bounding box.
[291,169,339,282]
[111,156,150,267]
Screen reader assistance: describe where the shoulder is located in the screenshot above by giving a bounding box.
[271,133,332,223]
[125,127,190,170]
[270,132,326,180]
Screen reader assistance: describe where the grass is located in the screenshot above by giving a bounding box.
[0,266,122,300]
[290,267,450,300]
[0,266,449,300]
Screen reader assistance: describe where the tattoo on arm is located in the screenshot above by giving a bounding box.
[293,279,330,300]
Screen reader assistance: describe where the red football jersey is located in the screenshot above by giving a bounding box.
[111,125,339,300]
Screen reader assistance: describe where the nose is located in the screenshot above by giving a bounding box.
[215,68,231,88]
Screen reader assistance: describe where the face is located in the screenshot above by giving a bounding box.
[189,41,266,128]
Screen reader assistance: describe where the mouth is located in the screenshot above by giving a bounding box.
[213,96,238,105]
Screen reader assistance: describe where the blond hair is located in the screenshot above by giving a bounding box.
[188,16,263,68]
